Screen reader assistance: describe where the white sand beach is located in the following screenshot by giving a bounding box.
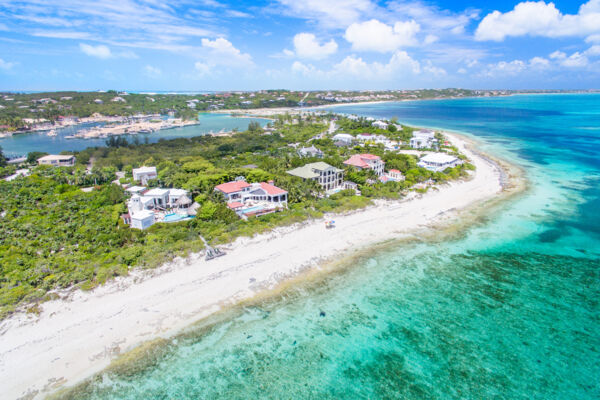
[0,133,516,399]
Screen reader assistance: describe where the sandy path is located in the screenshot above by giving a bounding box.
[0,133,505,399]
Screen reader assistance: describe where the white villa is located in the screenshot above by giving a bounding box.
[37,154,76,167]
[418,153,460,172]
[214,178,288,218]
[125,187,193,230]
[332,133,354,146]
[287,162,344,192]
[298,145,324,158]
[132,166,157,185]
[410,130,437,149]
[372,120,389,130]
[343,154,385,176]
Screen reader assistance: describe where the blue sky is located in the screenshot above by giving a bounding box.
[0,0,599,91]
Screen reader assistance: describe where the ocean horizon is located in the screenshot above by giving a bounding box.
[59,93,600,399]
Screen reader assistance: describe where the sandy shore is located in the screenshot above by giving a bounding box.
[0,133,518,399]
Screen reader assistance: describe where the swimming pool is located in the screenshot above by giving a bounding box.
[163,213,193,223]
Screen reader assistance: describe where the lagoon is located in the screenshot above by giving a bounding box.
[0,113,269,157]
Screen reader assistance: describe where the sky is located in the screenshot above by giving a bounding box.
[0,0,599,91]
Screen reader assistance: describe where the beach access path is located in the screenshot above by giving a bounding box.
[0,133,509,400]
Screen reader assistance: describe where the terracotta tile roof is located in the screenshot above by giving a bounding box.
[259,182,287,195]
[344,155,369,168]
[215,180,251,194]
[227,201,244,209]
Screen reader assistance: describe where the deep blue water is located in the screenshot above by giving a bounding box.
[62,94,600,399]
[0,113,269,157]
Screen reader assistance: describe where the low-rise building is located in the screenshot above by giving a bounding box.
[37,154,76,167]
[132,166,157,185]
[216,178,288,218]
[379,169,405,183]
[298,145,324,158]
[287,162,344,192]
[372,120,388,130]
[410,130,437,149]
[418,153,460,172]
[332,133,354,146]
[343,154,385,176]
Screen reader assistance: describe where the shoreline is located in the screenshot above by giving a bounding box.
[0,132,525,399]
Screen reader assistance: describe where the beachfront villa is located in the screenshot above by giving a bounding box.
[37,154,76,167]
[132,166,157,185]
[124,187,194,229]
[410,130,437,149]
[418,153,460,172]
[215,178,288,218]
[343,154,385,176]
[298,145,324,158]
[379,169,405,183]
[287,162,344,192]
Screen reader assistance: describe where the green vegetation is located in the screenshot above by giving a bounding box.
[0,115,473,317]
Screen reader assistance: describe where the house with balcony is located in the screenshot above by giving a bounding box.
[216,178,288,218]
[287,162,344,192]
[410,130,437,149]
[343,154,385,176]
[132,166,157,185]
[418,153,460,172]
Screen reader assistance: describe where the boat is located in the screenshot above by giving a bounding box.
[138,129,152,134]
[64,135,77,139]
[47,129,57,137]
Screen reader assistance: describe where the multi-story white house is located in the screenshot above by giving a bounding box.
[37,154,76,167]
[343,154,385,176]
[372,120,389,130]
[287,162,344,192]
[410,130,437,149]
[132,166,157,185]
[418,153,460,172]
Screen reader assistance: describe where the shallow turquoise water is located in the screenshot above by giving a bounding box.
[0,113,269,157]
[69,94,600,399]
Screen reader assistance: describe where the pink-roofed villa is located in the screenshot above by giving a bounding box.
[215,177,288,218]
[343,154,385,176]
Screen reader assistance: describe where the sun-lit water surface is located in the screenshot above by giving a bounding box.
[64,94,600,399]
[0,113,269,157]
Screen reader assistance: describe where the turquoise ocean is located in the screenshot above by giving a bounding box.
[64,94,599,399]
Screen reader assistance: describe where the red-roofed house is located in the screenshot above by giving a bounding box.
[343,154,385,176]
[217,178,288,218]
[214,179,252,200]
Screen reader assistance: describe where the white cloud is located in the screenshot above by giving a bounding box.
[0,58,15,70]
[476,0,600,41]
[291,61,318,76]
[423,61,446,76]
[529,56,550,68]
[194,62,211,77]
[457,67,467,74]
[424,34,438,44]
[275,0,375,29]
[561,52,588,67]
[79,43,112,59]
[143,65,161,78]
[484,60,526,76]
[200,37,253,66]
[586,34,600,43]
[549,50,567,60]
[344,19,420,53]
[292,33,337,59]
[585,45,600,56]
